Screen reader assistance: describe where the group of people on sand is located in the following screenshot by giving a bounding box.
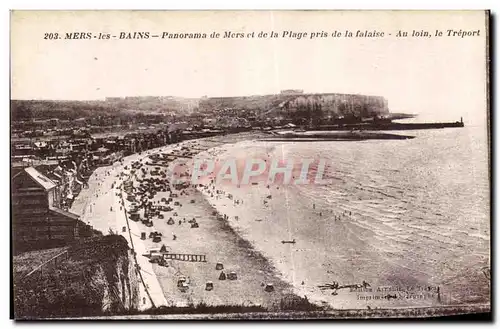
[201,180,246,208]
[334,210,354,221]
[312,204,354,221]
[113,152,211,246]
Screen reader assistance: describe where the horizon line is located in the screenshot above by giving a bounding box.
[10,91,388,102]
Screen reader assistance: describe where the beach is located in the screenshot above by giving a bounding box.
[192,127,490,309]
[71,127,490,311]
[71,133,304,310]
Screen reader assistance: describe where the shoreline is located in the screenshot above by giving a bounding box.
[189,138,463,310]
[51,128,491,312]
[72,133,317,311]
[194,142,330,306]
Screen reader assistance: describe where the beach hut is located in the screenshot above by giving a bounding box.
[215,262,224,270]
[130,213,140,221]
[264,283,275,292]
[141,232,146,240]
[228,271,238,280]
[218,271,226,280]
[178,282,189,292]
[153,236,162,243]
[205,281,214,291]
[177,276,187,287]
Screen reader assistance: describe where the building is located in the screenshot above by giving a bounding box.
[11,167,91,252]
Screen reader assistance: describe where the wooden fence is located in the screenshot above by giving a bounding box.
[162,253,207,262]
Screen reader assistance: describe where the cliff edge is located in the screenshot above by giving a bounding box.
[13,235,140,319]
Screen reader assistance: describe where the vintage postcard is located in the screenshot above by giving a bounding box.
[10,10,490,320]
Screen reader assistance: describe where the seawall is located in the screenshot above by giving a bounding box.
[316,121,464,131]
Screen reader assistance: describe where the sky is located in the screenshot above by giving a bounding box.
[11,11,488,124]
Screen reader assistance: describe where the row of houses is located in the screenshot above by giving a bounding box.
[11,129,193,252]
[11,129,186,164]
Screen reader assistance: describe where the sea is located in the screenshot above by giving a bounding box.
[202,124,490,309]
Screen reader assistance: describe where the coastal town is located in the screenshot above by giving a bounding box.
[11,91,401,314]
[10,90,393,213]
[11,91,473,318]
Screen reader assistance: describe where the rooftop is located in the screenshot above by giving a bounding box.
[24,167,57,190]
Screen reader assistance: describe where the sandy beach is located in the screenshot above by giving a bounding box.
[70,129,490,311]
[189,129,490,309]
[71,134,304,310]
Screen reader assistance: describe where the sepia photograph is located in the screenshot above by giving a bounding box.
[10,10,490,320]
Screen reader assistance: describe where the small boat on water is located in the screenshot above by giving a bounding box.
[281,239,296,244]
